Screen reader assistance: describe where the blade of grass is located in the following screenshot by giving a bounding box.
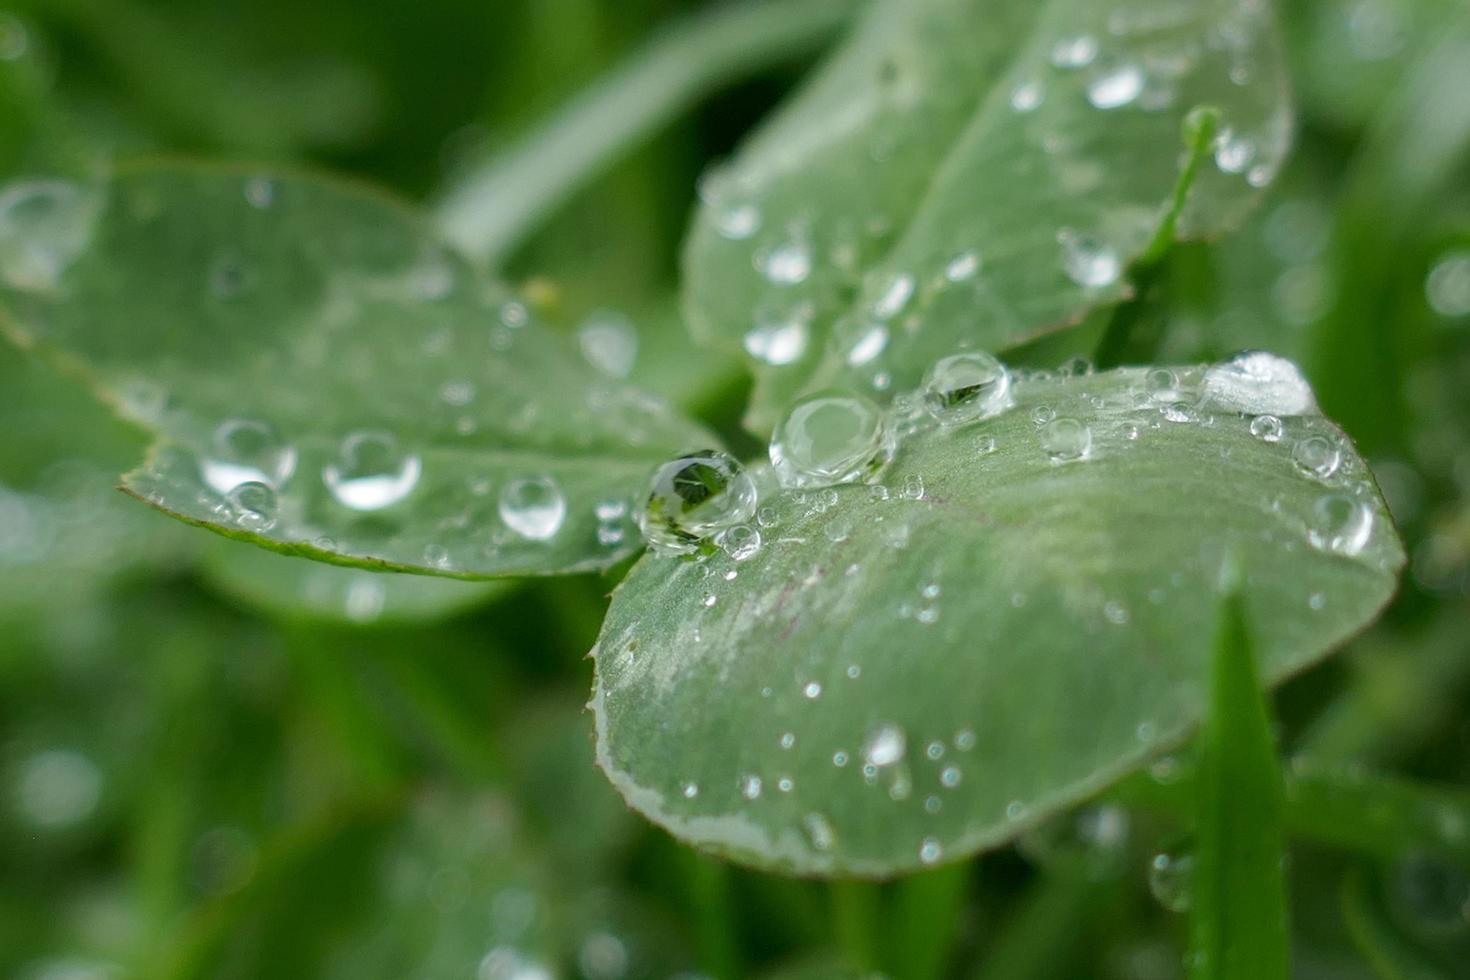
[435,0,859,265]
[887,863,969,980]
[830,880,882,974]
[1188,581,1289,980]
[970,861,1111,980]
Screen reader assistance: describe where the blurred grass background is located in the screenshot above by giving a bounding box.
[0,0,1468,977]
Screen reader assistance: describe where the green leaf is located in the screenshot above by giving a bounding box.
[592,365,1403,876]
[683,0,1292,433]
[199,539,508,625]
[0,163,719,578]
[1187,579,1289,980]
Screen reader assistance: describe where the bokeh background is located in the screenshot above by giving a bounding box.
[1,1,1468,977]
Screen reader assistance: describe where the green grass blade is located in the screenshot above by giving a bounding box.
[1188,583,1289,980]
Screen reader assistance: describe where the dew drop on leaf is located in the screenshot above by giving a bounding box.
[498,476,567,541]
[1249,415,1284,443]
[864,723,906,768]
[1309,493,1374,557]
[743,309,810,365]
[636,451,758,557]
[921,351,1013,426]
[1203,351,1318,416]
[1291,436,1342,481]
[1087,63,1145,109]
[322,431,422,511]
[200,418,297,494]
[1058,229,1121,288]
[770,391,893,489]
[1040,418,1092,462]
[1149,850,1195,913]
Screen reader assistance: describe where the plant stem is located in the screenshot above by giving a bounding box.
[434,0,858,265]
[1093,106,1219,368]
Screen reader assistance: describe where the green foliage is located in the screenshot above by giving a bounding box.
[1188,583,1289,979]
[682,0,1290,433]
[2,0,1469,976]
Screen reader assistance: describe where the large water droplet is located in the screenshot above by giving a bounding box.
[499,476,567,541]
[1203,351,1318,416]
[1041,418,1091,461]
[200,418,297,494]
[922,352,1012,426]
[322,431,421,511]
[1309,493,1373,556]
[770,391,893,489]
[636,451,758,556]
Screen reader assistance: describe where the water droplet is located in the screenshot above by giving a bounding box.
[804,813,836,851]
[1426,249,1470,318]
[842,321,889,366]
[637,451,758,556]
[1148,851,1195,913]
[16,749,102,828]
[759,234,813,285]
[803,681,823,699]
[864,723,906,767]
[919,838,943,864]
[955,728,976,751]
[1010,80,1043,112]
[1103,600,1130,625]
[715,202,761,240]
[900,474,925,500]
[1203,351,1318,416]
[718,523,761,561]
[1087,63,1144,109]
[1059,229,1120,288]
[922,351,1013,426]
[499,476,566,541]
[1250,415,1284,443]
[740,774,763,799]
[744,309,810,365]
[577,311,638,378]
[323,432,421,511]
[1292,436,1342,481]
[0,179,97,291]
[1310,494,1374,556]
[200,418,297,494]
[682,781,699,799]
[780,732,796,750]
[1051,35,1098,68]
[873,273,915,319]
[227,481,278,531]
[945,252,981,281]
[771,391,893,488]
[1041,418,1091,461]
[244,177,275,209]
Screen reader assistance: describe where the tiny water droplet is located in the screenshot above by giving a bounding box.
[1051,35,1098,68]
[323,431,421,511]
[719,523,762,561]
[227,481,278,531]
[1292,436,1342,481]
[1249,415,1284,443]
[577,311,638,378]
[758,235,813,285]
[740,774,763,799]
[918,837,943,865]
[1041,418,1091,461]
